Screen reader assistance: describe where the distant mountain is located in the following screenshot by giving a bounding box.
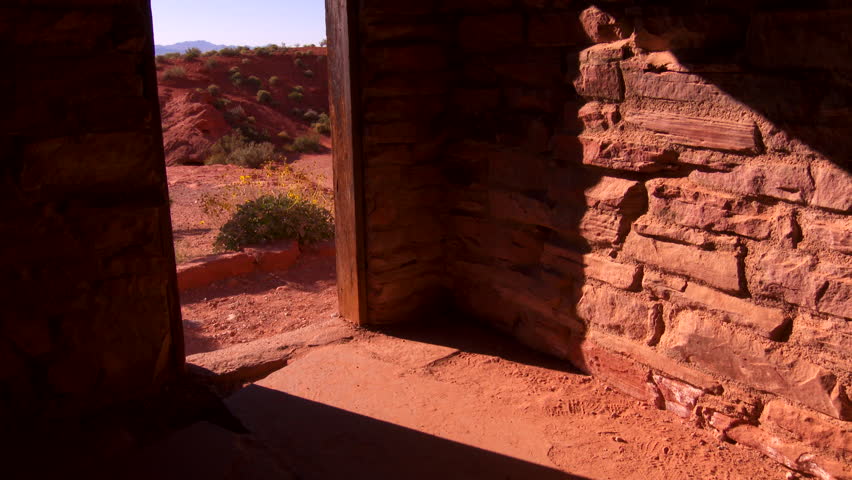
[155,41,233,56]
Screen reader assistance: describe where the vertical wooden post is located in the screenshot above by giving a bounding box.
[326,0,367,324]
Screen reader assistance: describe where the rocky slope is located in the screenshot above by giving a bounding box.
[156,47,329,166]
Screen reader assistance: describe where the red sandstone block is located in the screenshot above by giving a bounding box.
[245,241,300,273]
[568,338,664,407]
[761,400,852,461]
[302,240,336,258]
[621,231,741,293]
[576,284,654,341]
[810,163,852,213]
[653,374,703,419]
[727,424,851,480]
[666,310,849,420]
[176,252,256,291]
[580,6,631,43]
[459,14,524,52]
[577,137,678,172]
[689,162,813,204]
[364,45,448,72]
[573,63,623,101]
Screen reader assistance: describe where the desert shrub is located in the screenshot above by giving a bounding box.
[257,89,272,104]
[277,131,292,141]
[290,134,322,153]
[241,58,251,65]
[269,76,280,86]
[254,46,271,56]
[247,116,256,124]
[207,84,221,96]
[206,131,275,168]
[162,66,187,80]
[164,52,181,60]
[239,125,271,143]
[302,109,320,122]
[155,55,169,64]
[230,71,243,87]
[214,193,334,251]
[303,69,315,78]
[204,58,219,70]
[313,113,331,135]
[184,47,201,60]
[202,50,218,57]
[288,90,304,102]
[212,97,232,110]
[294,58,305,69]
[292,85,304,93]
[290,108,303,117]
[240,48,253,56]
[219,47,240,57]
[245,75,262,90]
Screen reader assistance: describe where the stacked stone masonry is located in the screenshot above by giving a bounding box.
[2,1,183,425]
[360,1,850,477]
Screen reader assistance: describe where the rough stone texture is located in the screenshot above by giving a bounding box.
[7,3,850,478]
[666,310,849,421]
[176,241,301,291]
[3,0,183,425]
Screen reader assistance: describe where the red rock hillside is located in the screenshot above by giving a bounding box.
[156,47,329,165]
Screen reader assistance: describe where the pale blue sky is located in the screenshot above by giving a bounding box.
[150,0,327,46]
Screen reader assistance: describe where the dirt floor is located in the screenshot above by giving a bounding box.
[181,254,338,355]
[106,318,790,480]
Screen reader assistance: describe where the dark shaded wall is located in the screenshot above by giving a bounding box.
[357,1,850,475]
[1,1,183,424]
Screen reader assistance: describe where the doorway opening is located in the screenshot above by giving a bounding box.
[150,0,339,356]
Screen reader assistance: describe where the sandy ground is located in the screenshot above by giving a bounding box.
[181,255,338,355]
[105,319,789,480]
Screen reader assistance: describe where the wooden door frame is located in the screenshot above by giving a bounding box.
[326,0,367,325]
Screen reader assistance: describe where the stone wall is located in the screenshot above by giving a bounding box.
[1,1,183,425]
[358,1,851,476]
[358,1,454,323]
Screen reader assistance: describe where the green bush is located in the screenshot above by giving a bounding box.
[206,131,275,168]
[291,134,322,153]
[288,90,304,102]
[204,58,219,70]
[303,69,315,78]
[202,50,218,57]
[162,66,187,80]
[207,84,221,96]
[184,47,201,60]
[303,109,320,122]
[214,194,334,251]
[220,47,241,57]
[212,97,232,110]
[240,48,253,56]
[245,75,262,90]
[313,113,331,135]
[269,76,280,86]
[257,89,272,104]
[254,46,271,56]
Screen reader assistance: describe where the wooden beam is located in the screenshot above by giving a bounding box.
[326,0,367,325]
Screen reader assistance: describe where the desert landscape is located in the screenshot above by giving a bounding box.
[154,45,339,355]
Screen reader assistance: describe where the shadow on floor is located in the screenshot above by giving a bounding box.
[213,386,591,480]
[371,315,586,374]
